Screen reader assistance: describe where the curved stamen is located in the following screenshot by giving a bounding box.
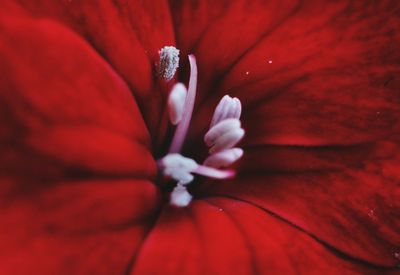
[157,52,245,207]
[169,55,198,153]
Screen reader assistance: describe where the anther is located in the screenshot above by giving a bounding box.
[159,154,198,185]
[159,46,180,81]
[210,95,242,128]
[204,148,243,168]
[170,184,192,207]
[204,118,241,147]
[168,83,187,125]
[209,127,245,154]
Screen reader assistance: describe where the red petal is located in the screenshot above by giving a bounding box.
[130,198,389,274]
[0,9,161,273]
[0,179,159,274]
[173,0,400,268]
[0,10,155,178]
[199,139,400,267]
[181,0,400,147]
[171,0,299,99]
[5,0,176,144]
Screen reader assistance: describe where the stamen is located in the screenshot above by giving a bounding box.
[157,53,245,208]
[209,127,245,154]
[210,95,242,127]
[193,165,236,179]
[159,46,180,81]
[204,118,241,147]
[160,153,236,184]
[170,184,192,207]
[159,154,198,185]
[203,148,243,168]
[169,55,198,153]
[168,83,187,125]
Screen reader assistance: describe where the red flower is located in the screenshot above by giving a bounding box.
[1,0,399,274]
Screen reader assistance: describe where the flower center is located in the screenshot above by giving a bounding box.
[157,47,245,207]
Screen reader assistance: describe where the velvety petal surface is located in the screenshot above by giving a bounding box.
[130,198,391,274]
[0,8,160,273]
[171,0,400,269]
[1,0,399,273]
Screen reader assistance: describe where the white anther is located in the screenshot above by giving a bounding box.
[161,154,198,185]
[233,97,242,118]
[168,83,187,125]
[204,148,243,168]
[204,118,241,147]
[209,128,245,154]
[210,95,242,127]
[159,46,180,81]
[170,184,192,207]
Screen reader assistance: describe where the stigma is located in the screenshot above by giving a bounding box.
[158,50,245,207]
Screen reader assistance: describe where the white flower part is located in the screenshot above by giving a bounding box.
[159,46,180,81]
[168,83,187,125]
[170,184,192,207]
[210,95,242,128]
[209,128,245,154]
[161,153,198,185]
[204,118,241,147]
[204,148,243,168]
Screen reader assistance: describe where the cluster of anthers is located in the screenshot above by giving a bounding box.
[157,46,245,207]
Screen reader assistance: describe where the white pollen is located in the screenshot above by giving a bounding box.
[170,184,192,207]
[161,154,198,185]
[268,60,273,64]
[168,83,187,125]
[159,46,180,81]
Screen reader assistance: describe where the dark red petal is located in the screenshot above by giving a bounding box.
[171,0,299,101]
[199,139,400,267]
[0,179,159,274]
[130,198,389,274]
[6,0,176,144]
[0,9,161,273]
[0,11,155,178]
[182,0,400,147]
[174,0,400,268]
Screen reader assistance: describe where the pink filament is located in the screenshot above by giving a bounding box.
[169,55,198,153]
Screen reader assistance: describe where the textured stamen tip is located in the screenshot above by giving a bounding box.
[159,46,180,81]
[168,83,187,125]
